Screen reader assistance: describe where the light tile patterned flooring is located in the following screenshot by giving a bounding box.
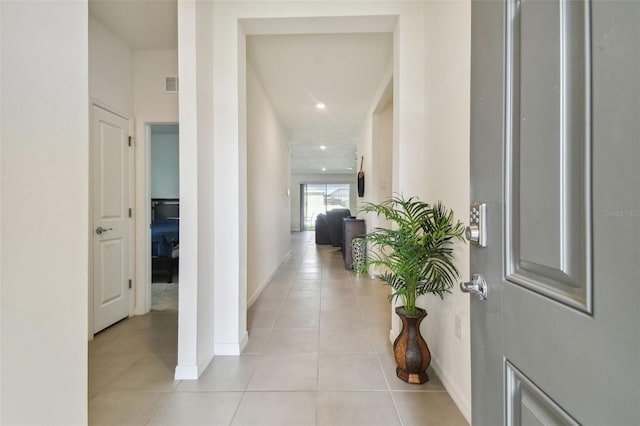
[89,232,468,425]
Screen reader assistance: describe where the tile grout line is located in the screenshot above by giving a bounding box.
[356,249,405,426]
[376,346,405,426]
[235,233,314,425]
[316,238,327,425]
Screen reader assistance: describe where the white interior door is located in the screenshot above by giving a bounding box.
[468,0,639,424]
[92,104,131,333]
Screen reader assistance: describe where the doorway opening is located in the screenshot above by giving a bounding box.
[149,124,179,311]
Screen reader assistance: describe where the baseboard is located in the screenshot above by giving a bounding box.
[174,364,199,380]
[214,330,249,355]
[431,356,472,424]
[239,330,249,353]
[389,322,400,343]
[247,250,292,308]
[174,349,216,380]
[387,329,471,423]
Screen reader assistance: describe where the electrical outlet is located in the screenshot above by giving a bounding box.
[454,315,462,340]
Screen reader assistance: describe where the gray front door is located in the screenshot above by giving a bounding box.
[469,0,639,424]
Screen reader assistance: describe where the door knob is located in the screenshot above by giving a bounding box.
[95,226,113,235]
[460,273,488,301]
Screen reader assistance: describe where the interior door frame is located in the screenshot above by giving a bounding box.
[88,99,135,338]
[136,121,180,315]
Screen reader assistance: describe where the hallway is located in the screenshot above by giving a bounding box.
[89,232,467,425]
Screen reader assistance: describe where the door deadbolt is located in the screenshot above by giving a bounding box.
[466,202,487,247]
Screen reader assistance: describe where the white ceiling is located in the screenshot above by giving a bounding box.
[247,33,393,175]
[89,2,393,175]
[89,0,178,49]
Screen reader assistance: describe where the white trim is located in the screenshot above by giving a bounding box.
[174,364,198,380]
[431,355,472,424]
[214,330,249,355]
[247,250,291,308]
[174,349,215,380]
[90,98,129,121]
[389,322,399,344]
[128,119,135,316]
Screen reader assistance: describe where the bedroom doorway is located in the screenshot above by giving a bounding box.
[149,124,179,311]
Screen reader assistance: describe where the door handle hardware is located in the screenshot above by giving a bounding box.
[95,226,113,235]
[466,202,487,247]
[460,274,488,301]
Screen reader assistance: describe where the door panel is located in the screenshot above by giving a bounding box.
[100,123,125,218]
[506,0,591,312]
[506,361,579,426]
[518,0,562,270]
[99,239,125,303]
[92,105,131,333]
[469,0,640,425]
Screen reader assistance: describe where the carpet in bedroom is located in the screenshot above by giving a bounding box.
[151,282,178,311]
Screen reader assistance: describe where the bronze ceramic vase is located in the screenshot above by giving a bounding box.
[393,306,430,384]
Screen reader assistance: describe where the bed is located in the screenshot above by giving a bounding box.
[151,199,179,283]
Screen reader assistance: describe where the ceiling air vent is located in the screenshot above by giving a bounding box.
[164,76,179,93]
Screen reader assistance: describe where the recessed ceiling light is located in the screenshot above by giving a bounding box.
[319,145,327,150]
[315,102,326,110]
[346,167,354,170]
[322,167,327,171]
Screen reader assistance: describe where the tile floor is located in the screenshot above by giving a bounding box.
[89,232,468,426]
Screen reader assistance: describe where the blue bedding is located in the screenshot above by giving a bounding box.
[151,218,179,258]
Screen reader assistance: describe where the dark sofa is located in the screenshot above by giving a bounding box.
[315,209,352,246]
[315,213,331,244]
[326,209,352,247]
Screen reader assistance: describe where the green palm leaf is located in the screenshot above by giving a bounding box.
[358,195,465,315]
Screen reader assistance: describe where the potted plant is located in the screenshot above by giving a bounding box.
[358,195,465,384]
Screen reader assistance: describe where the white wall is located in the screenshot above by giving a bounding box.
[290,174,357,231]
[89,15,133,117]
[365,96,393,231]
[133,50,179,121]
[194,1,216,366]
[132,49,179,314]
[419,1,472,421]
[353,3,472,420]
[1,1,88,424]
[373,101,393,211]
[175,0,217,378]
[246,64,291,304]
[150,127,180,199]
[356,68,392,237]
